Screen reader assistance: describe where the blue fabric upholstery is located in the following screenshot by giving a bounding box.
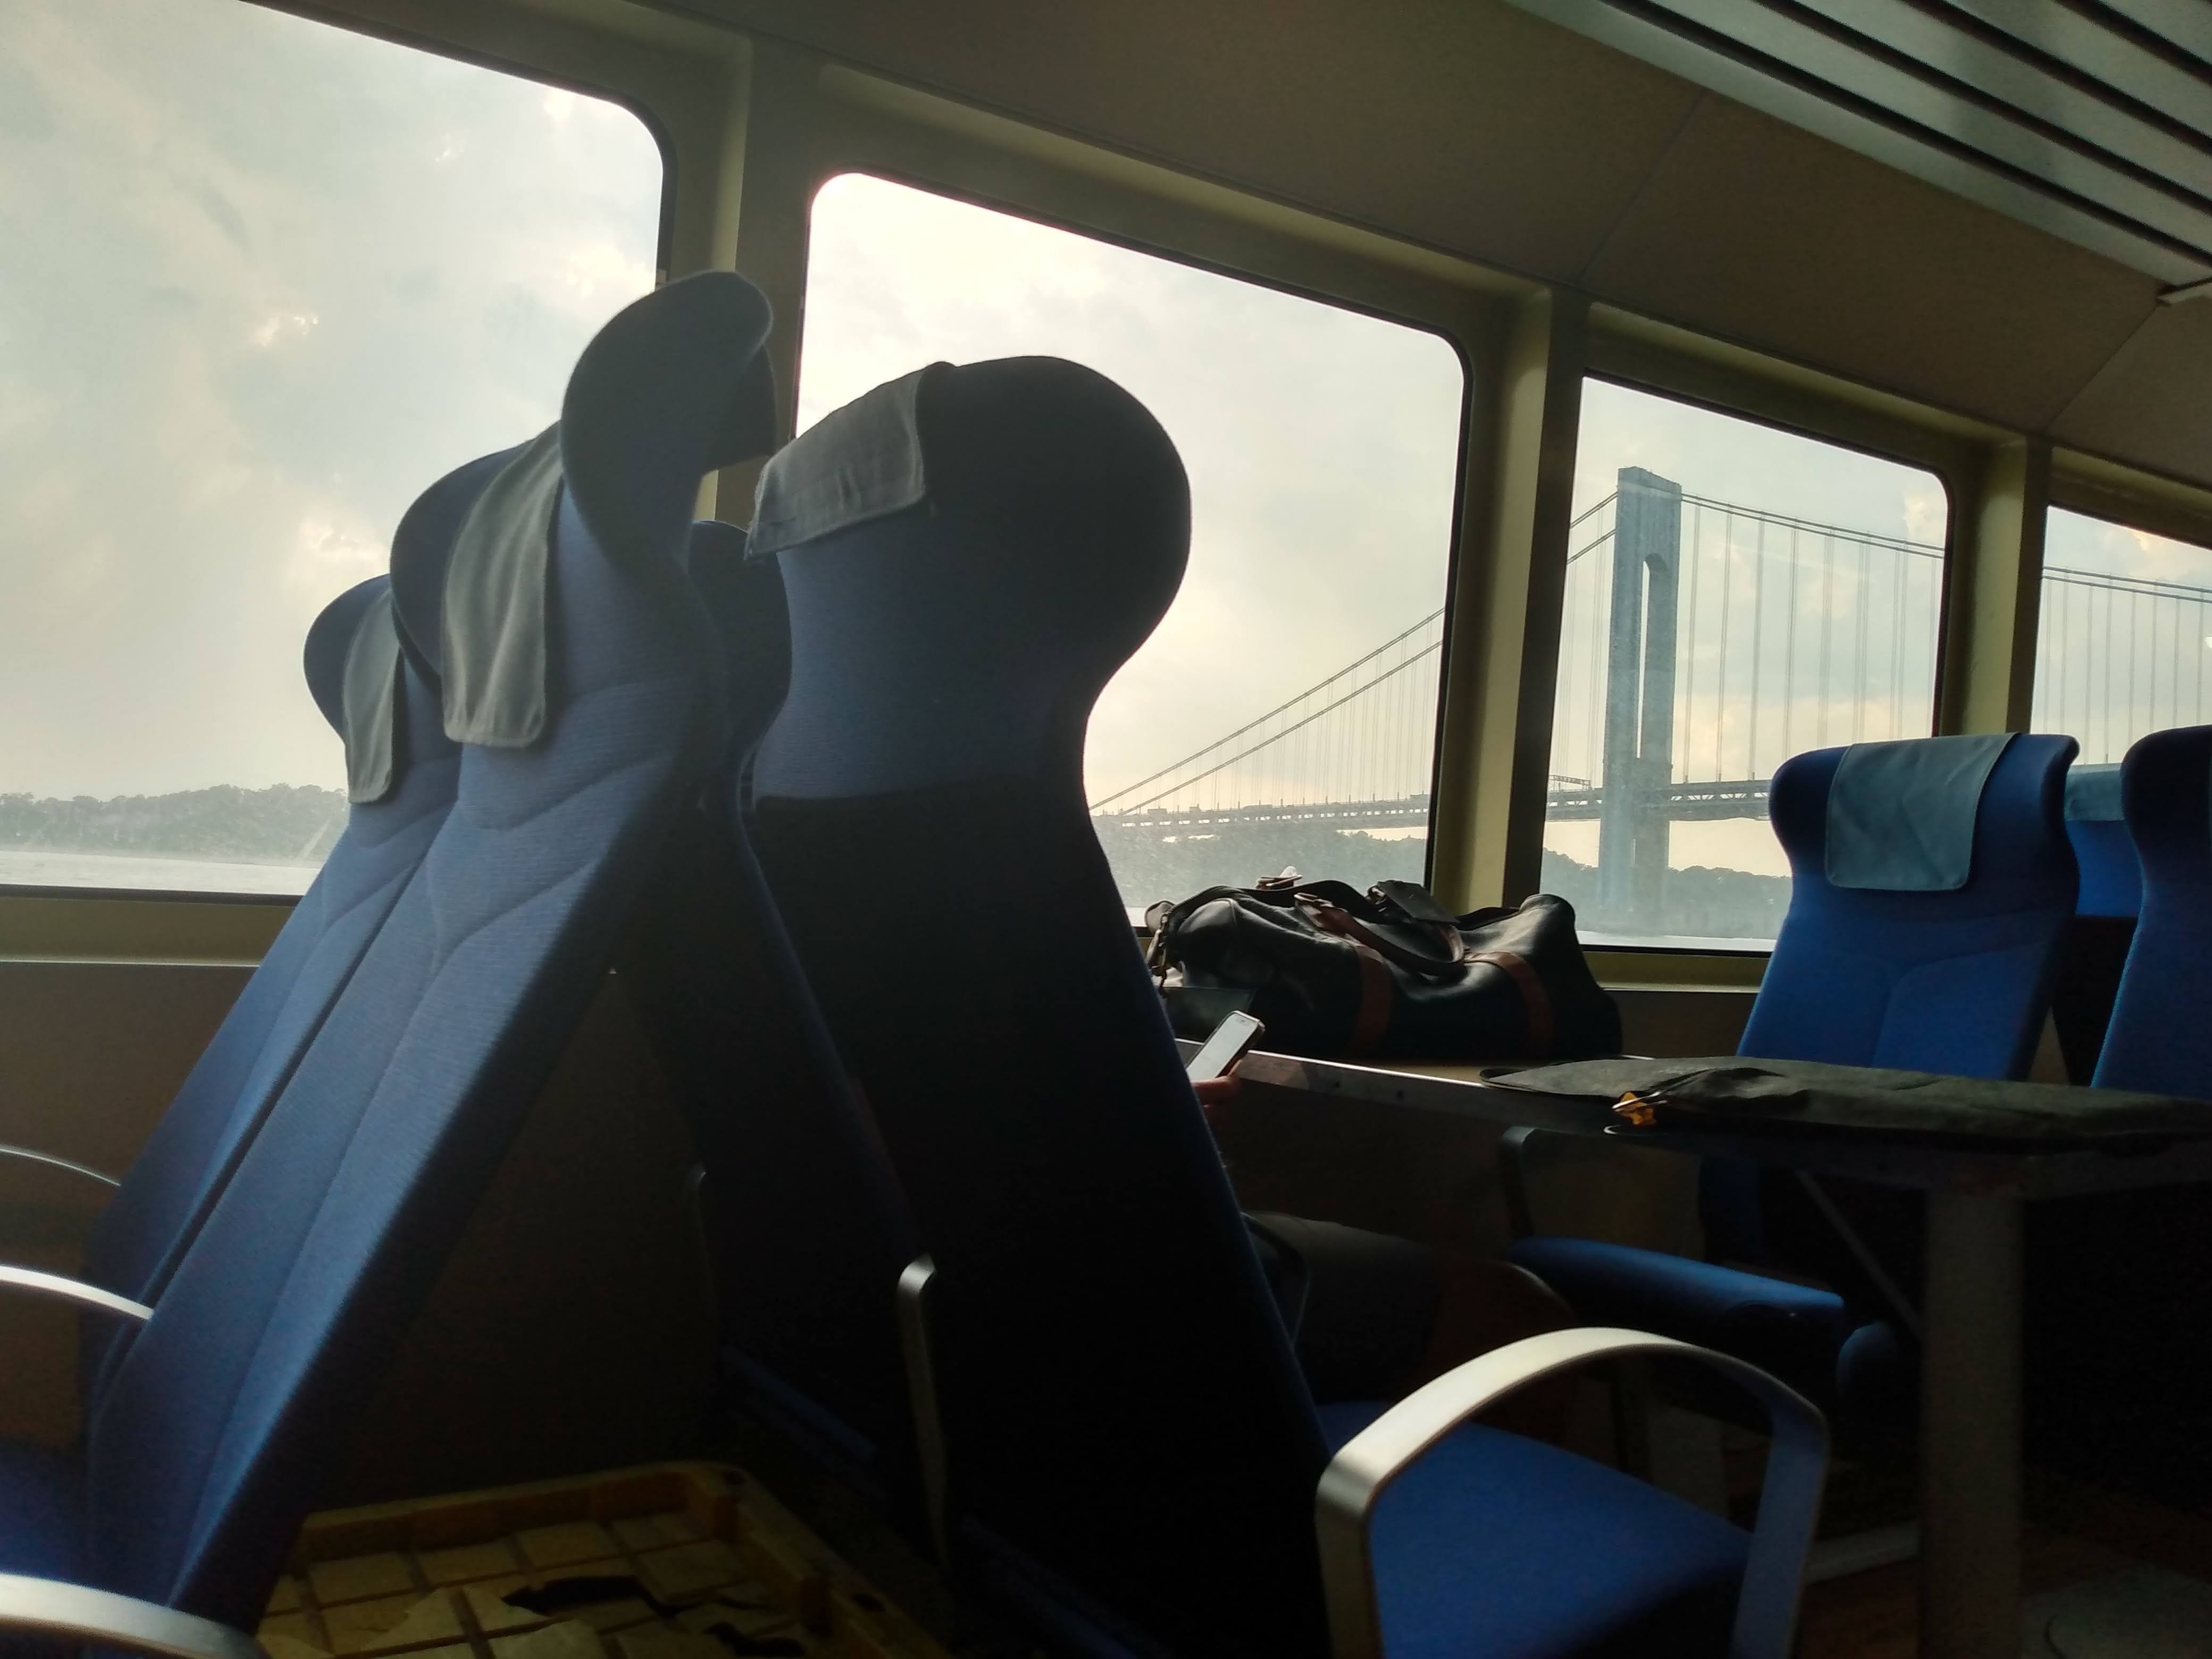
[2064,762,2124,825]
[1506,1238,1850,1401]
[747,358,1766,1658]
[0,1442,83,1584]
[1515,735,2078,1420]
[2066,820,2140,920]
[73,578,459,1409]
[1745,735,2079,1077]
[2018,726,2212,1506]
[2094,725,2212,1094]
[6,272,775,1632]
[1314,1404,1744,1659]
[1823,732,2012,891]
[618,522,926,1504]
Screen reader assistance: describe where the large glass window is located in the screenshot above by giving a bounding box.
[1545,381,1948,948]
[2033,508,2212,763]
[0,0,662,895]
[798,174,1466,915]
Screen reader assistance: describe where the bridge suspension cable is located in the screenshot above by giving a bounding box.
[1092,473,2212,850]
[1088,608,1445,816]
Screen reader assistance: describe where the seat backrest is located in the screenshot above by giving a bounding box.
[78,568,460,1410]
[1741,733,2080,1078]
[1707,736,2075,1296]
[2094,725,2212,1094]
[2045,763,2142,1083]
[79,272,775,1627]
[2064,763,2142,920]
[744,359,1331,1658]
[618,526,925,1499]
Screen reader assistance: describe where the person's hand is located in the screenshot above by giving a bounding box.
[1192,1069,1242,1125]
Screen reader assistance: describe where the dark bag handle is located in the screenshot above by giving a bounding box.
[1293,893,1468,974]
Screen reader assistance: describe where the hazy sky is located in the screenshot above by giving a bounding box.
[0,0,661,798]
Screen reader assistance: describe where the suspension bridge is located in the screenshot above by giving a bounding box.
[1092,466,2212,917]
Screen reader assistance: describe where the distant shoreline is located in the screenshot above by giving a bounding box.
[0,846,321,898]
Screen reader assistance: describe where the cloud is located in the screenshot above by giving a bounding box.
[249,308,317,349]
[0,0,662,798]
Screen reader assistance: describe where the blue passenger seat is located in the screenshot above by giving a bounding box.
[618,525,927,1518]
[0,271,774,1643]
[6,572,459,1420]
[1511,734,2079,1410]
[742,358,1824,1658]
[2024,725,2212,1506]
[2048,761,2140,1081]
[2087,730,2208,1094]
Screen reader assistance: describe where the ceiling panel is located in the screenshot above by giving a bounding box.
[687,0,1707,279]
[1951,0,2212,144]
[1583,96,2161,429]
[2052,297,2212,480]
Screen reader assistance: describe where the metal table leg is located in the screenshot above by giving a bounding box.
[1919,1189,2025,1658]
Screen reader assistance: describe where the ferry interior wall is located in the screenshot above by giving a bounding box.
[7,1,2212,1657]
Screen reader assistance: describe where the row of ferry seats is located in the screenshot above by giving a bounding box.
[1511,734,2076,1413]
[1509,726,2212,1477]
[0,274,777,1643]
[0,317,1826,1659]
[644,358,1827,1659]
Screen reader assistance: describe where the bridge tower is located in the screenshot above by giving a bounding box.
[1597,466,1681,925]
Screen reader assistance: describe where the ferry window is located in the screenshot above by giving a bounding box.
[1546,380,1948,949]
[798,173,1466,916]
[2033,509,2212,763]
[0,0,661,896]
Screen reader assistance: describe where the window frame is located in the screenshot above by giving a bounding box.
[2031,483,2212,762]
[1521,320,1982,959]
[1545,376,1963,958]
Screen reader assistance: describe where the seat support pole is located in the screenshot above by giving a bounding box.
[1918,1189,2023,1659]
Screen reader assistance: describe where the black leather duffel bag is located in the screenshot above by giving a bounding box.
[1149,878,1620,1061]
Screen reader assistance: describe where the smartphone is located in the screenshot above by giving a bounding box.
[1186,1010,1265,1083]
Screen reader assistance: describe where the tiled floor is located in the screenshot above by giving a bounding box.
[259,1464,943,1659]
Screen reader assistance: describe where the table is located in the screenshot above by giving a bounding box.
[1225,1046,2212,1659]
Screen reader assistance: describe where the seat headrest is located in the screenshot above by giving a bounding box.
[302,576,405,804]
[750,363,943,559]
[2065,762,2125,823]
[1824,732,2016,891]
[387,446,521,690]
[390,271,776,749]
[748,357,1189,796]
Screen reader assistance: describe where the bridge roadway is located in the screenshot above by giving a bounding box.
[1093,777,1773,833]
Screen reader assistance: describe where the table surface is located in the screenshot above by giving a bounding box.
[1225,1047,2212,1199]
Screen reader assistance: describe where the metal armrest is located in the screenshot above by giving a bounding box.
[0,1142,121,1192]
[896,1254,952,1564]
[1498,1124,1542,1238]
[0,1263,151,1323]
[1317,1326,1828,1659]
[0,1572,263,1659]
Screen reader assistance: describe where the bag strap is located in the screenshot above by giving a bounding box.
[1295,894,1467,975]
[1469,949,1555,1055]
[1347,941,1394,1052]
